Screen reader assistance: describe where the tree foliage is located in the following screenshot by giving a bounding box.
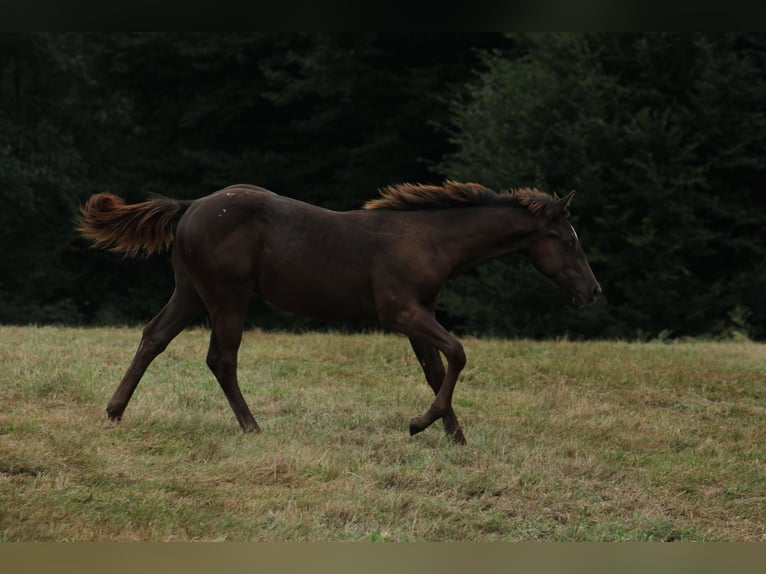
[442,33,766,339]
[1,33,764,339]
[0,33,502,325]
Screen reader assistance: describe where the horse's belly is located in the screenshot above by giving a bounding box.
[256,272,375,323]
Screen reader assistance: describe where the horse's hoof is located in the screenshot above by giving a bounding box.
[450,428,467,445]
[105,409,121,423]
[409,418,426,436]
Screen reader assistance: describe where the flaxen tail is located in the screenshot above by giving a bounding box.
[76,193,192,257]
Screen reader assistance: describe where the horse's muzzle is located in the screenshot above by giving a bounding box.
[573,283,602,307]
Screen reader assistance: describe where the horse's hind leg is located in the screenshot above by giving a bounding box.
[409,336,466,445]
[105,282,203,423]
[204,291,260,433]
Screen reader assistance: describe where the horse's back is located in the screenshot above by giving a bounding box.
[174,185,384,321]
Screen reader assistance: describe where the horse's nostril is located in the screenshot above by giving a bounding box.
[592,284,602,299]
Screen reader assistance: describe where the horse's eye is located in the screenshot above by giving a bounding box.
[565,238,577,248]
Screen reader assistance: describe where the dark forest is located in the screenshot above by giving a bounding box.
[1,33,764,340]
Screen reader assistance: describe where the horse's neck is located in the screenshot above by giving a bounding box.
[428,207,541,275]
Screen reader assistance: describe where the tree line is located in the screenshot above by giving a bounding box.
[1,33,764,340]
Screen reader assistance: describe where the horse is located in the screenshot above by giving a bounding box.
[77,181,601,444]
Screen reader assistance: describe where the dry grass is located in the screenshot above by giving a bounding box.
[1,326,765,541]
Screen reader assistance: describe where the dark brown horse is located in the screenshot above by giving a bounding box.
[77,181,601,444]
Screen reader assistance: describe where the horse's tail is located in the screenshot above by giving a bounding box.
[76,193,193,257]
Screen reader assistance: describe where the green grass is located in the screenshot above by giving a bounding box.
[1,326,765,541]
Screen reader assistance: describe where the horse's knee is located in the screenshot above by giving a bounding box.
[447,342,466,371]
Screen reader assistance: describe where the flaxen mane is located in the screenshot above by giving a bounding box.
[363,180,553,215]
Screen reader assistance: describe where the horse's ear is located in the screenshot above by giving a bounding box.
[547,190,575,220]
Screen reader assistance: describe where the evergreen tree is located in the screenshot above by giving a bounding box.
[0,33,92,322]
[0,33,506,325]
[443,33,766,339]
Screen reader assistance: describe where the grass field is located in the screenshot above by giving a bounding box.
[1,326,765,541]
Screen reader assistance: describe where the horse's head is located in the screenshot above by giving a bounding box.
[525,191,601,307]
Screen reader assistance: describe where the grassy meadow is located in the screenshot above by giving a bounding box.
[0,326,765,541]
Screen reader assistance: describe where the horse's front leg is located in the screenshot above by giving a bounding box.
[394,307,467,444]
[409,335,466,444]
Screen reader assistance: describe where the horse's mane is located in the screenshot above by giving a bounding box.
[363,180,552,215]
